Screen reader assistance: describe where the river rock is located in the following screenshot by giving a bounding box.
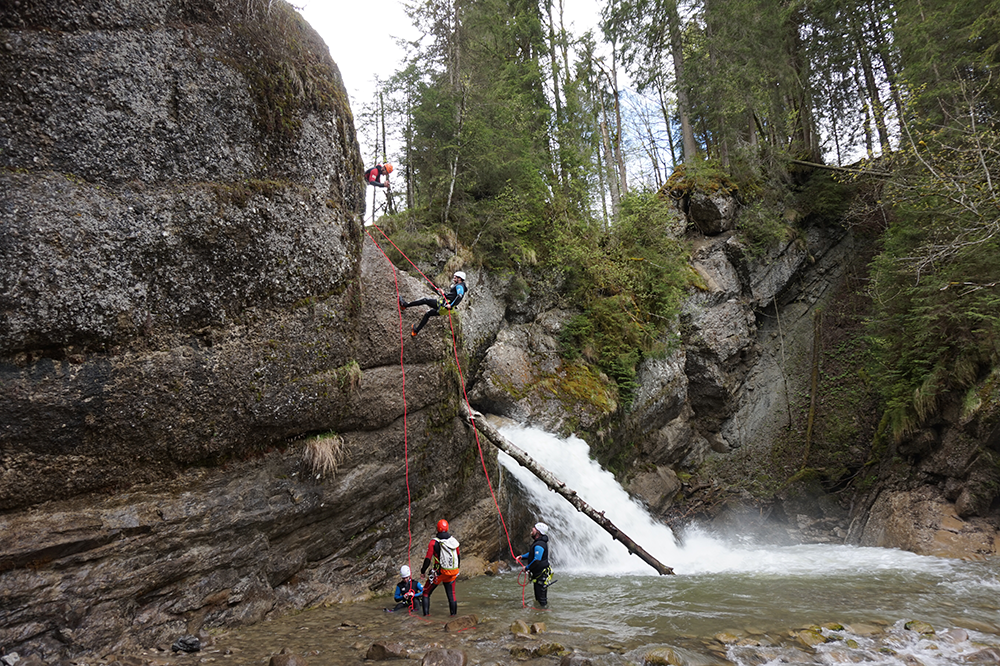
[560,655,595,666]
[535,643,568,657]
[269,648,309,666]
[366,643,408,660]
[966,647,1000,662]
[444,615,478,632]
[903,620,935,636]
[511,619,531,636]
[421,649,467,666]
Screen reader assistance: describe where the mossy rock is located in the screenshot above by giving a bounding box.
[904,620,935,635]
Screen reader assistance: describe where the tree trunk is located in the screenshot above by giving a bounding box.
[664,0,697,161]
[657,80,677,170]
[546,0,566,189]
[461,405,675,576]
[379,91,395,215]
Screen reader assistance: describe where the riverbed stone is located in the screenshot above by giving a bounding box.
[534,643,568,657]
[903,620,935,636]
[444,615,478,632]
[966,647,1000,662]
[560,655,594,666]
[269,649,310,666]
[421,649,466,666]
[366,643,408,660]
[530,622,546,634]
[793,628,830,647]
[511,619,531,636]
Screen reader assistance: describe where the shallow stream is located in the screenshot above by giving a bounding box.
[198,426,1000,665]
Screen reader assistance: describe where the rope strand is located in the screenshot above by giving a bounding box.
[366,225,525,607]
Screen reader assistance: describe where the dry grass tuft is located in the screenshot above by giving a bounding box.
[304,434,345,479]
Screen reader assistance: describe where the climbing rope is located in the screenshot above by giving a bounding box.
[366,220,528,607]
[364,229,415,596]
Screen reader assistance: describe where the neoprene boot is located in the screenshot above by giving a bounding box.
[449,601,457,616]
[422,595,429,616]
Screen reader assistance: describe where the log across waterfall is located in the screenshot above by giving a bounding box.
[461,405,675,576]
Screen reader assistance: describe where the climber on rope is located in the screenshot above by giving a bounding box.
[420,519,461,616]
[385,564,426,613]
[516,522,554,608]
[365,162,393,189]
[400,271,467,337]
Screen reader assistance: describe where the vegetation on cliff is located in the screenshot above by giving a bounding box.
[361,0,999,510]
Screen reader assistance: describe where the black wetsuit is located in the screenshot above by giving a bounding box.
[402,281,466,335]
[519,534,551,608]
[387,578,425,613]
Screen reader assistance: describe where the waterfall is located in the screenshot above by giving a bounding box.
[497,424,954,577]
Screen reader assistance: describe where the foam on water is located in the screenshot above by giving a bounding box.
[497,424,957,578]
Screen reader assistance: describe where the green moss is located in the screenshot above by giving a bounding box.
[662,157,739,198]
[221,0,351,150]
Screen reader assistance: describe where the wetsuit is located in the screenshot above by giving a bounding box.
[365,165,389,188]
[402,281,466,335]
[519,533,552,608]
[387,577,425,613]
[421,530,461,615]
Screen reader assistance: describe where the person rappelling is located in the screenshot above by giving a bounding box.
[365,162,393,189]
[399,271,467,337]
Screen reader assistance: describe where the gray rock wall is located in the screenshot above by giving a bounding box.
[0,1,506,659]
[0,0,364,508]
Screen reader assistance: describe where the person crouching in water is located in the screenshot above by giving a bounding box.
[420,519,461,616]
[517,522,553,608]
[385,565,425,613]
[399,271,466,337]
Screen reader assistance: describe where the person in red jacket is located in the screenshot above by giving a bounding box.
[420,519,461,616]
[365,162,393,189]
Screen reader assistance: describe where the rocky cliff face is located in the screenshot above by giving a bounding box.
[468,191,1000,556]
[0,0,365,509]
[0,1,505,659]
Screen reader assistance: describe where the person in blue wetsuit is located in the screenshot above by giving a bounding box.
[516,522,553,608]
[386,565,425,613]
[399,271,467,337]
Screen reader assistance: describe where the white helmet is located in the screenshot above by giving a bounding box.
[400,565,411,578]
[453,271,466,281]
[534,522,549,536]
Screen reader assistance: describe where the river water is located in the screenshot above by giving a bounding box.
[205,426,1000,666]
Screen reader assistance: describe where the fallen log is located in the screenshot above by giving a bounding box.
[460,405,674,575]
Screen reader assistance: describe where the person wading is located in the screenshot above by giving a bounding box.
[517,522,553,608]
[420,519,461,616]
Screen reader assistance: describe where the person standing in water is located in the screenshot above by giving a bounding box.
[420,518,461,616]
[517,522,553,608]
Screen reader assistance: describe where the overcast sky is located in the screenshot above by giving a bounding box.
[299,0,604,122]
[297,0,605,221]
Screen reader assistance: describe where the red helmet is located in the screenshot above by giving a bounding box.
[436,519,449,533]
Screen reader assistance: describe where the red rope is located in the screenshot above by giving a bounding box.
[370,222,445,296]
[364,230,415,596]
[366,224,526,606]
[444,312,520,561]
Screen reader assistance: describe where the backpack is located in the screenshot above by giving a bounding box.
[436,537,460,573]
